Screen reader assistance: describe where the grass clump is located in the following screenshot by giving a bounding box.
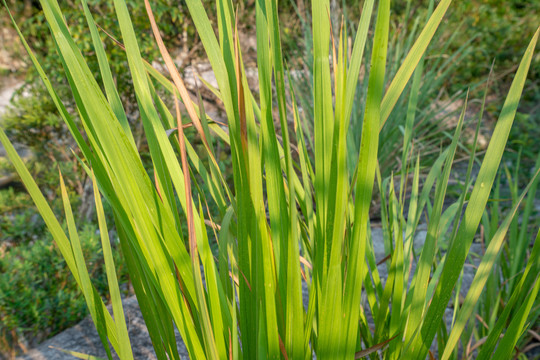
[0,0,539,359]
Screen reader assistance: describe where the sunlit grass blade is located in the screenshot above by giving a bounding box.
[312,0,334,247]
[289,75,315,248]
[49,347,106,360]
[260,0,305,354]
[59,172,114,360]
[342,0,389,357]
[144,13,231,329]
[288,72,318,359]
[79,0,135,147]
[116,222,181,360]
[173,87,219,359]
[91,172,134,360]
[144,0,214,156]
[38,0,209,357]
[96,27,230,143]
[254,3,290,354]
[398,35,425,203]
[148,80,231,216]
[342,0,374,126]
[388,178,405,359]
[402,155,420,283]
[196,200,229,359]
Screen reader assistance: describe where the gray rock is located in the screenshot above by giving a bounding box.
[17,297,188,360]
[0,79,25,160]
[0,80,22,119]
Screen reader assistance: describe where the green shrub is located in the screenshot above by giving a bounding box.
[445,0,540,87]
[0,223,128,355]
[442,0,540,176]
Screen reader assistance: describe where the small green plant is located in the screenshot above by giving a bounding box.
[1,0,539,360]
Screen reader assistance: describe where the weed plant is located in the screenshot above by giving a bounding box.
[1,0,539,359]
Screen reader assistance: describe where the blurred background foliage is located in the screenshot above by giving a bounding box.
[0,0,538,358]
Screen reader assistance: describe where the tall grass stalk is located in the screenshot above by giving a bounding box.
[1,0,539,358]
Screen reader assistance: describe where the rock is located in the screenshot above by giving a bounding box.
[17,297,188,360]
[0,174,18,189]
[371,227,386,260]
[0,79,23,119]
[0,79,25,160]
[183,62,219,92]
[0,24,27,74]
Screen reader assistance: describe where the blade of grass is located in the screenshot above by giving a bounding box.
[343,0,390,357]
[92,171,134,360]
[59,172,114,360]
[49,347,106,360]
[80,0,135,147]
